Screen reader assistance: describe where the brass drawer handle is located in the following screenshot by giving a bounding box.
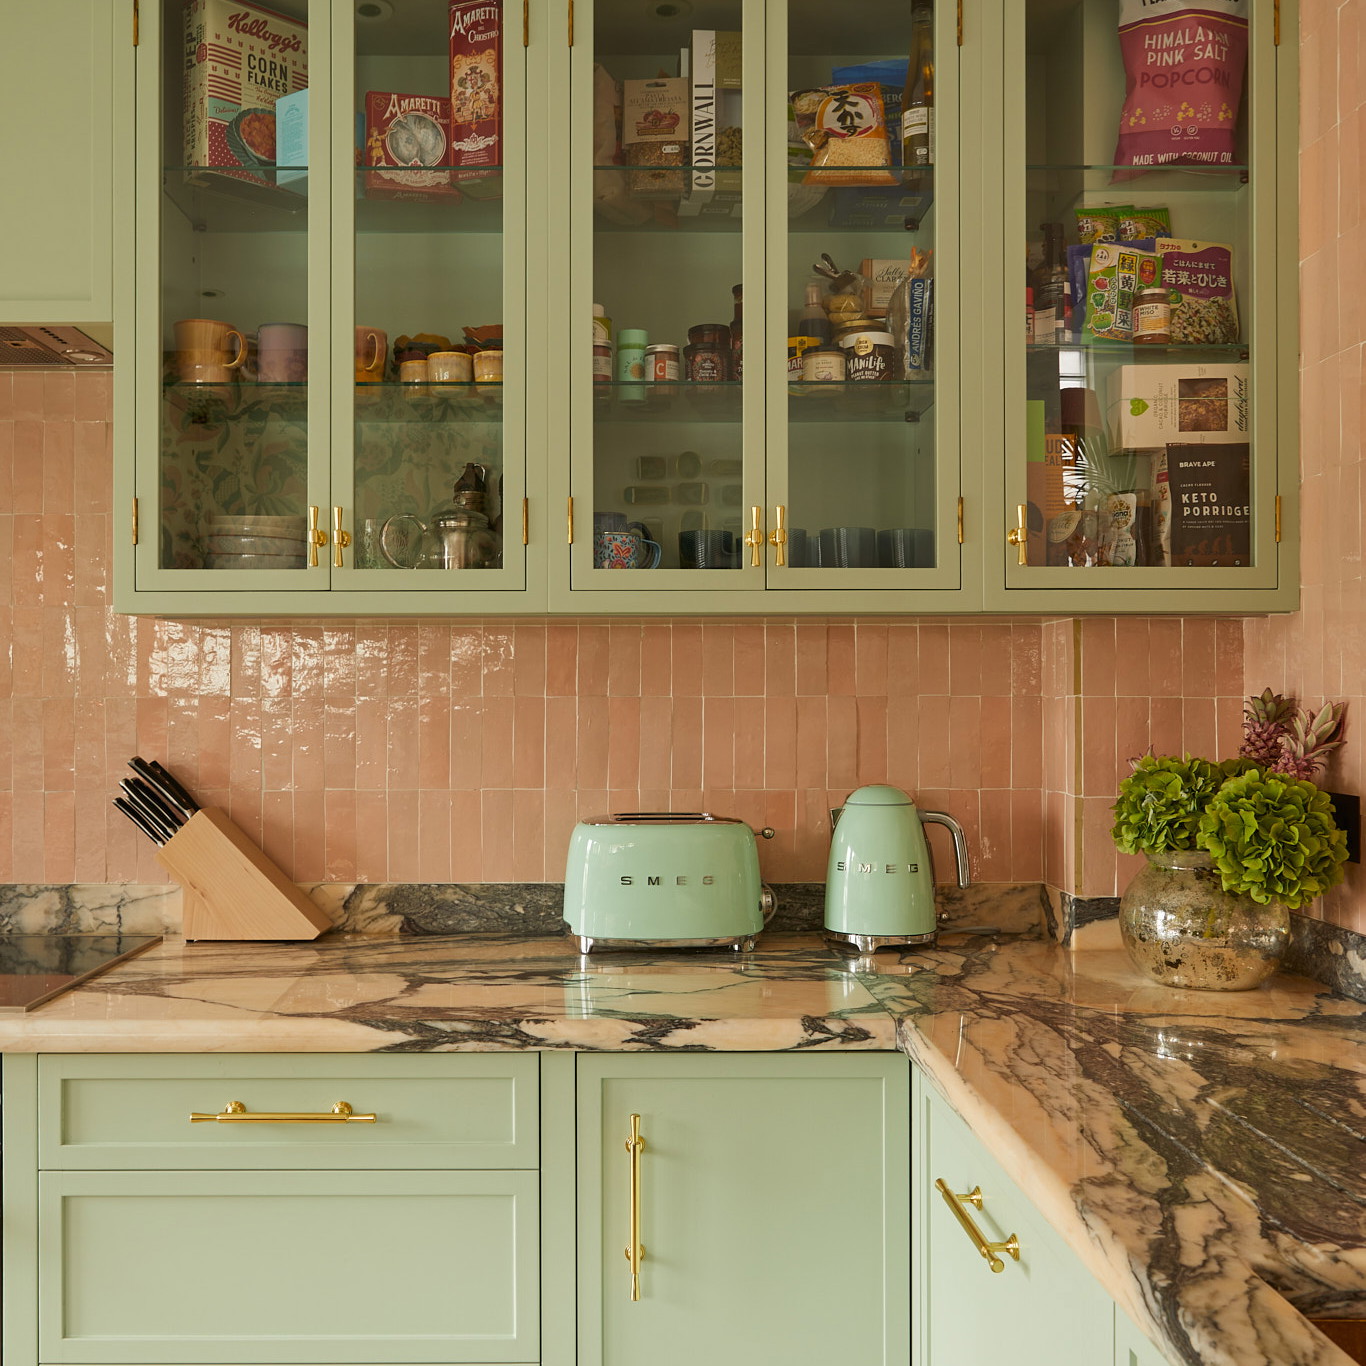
[624,1113,646,1300]
[935,1178,1019,1273]
[190,1100,377,1124]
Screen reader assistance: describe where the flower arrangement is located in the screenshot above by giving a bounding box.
[1111,690,1350,912]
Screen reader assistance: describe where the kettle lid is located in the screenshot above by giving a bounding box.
[842,784,915,807]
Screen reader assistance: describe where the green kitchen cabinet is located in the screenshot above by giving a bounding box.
[1116,1310,1181,1366]
[572,1052,911,1366]
[0,1,119,331]
[110,0,1297,616]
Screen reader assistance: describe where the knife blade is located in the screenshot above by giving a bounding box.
[129,757,198,820]
[113,796,166,846]
[119,778,182,842]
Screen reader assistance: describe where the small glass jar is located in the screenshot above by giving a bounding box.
[592,342,613,382]
[802,345,845,384]
[684,342,729,382]
[645,343,680,381]
[1133,287,1172,344]
[687,323,730,347]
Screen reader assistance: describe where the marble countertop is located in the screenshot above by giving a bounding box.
[0,920,1361,1366]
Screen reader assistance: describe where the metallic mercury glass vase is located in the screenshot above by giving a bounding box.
[1119,849,1290,992]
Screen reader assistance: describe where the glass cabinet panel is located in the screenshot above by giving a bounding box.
[769,0,949,585]
[1008,0,1265,585]
[571,0,762,586]
[339,0,523,588]
[147,0,316,583]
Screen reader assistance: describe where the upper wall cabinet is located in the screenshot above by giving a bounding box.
[109,0,1297,616]
[0,1,118,329]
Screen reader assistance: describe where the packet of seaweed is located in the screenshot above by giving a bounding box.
[1084,240,1159,341]
[1154,238,1239,344]
[1075,205,1131,244]
[1119,207,1171,240]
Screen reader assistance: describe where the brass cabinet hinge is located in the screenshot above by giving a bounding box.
[521,498,530,545]
[133,0,139,46]
[568,0,574,46]
[567,495,574,543]
[1274,0,1281,45]
[957,497,964,544]
[523,0,529,47]
[131,497,139,545]
[956,0,963,46]
[1275,495,1282,543]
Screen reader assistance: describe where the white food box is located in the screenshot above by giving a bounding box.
[1105,363,1250,449]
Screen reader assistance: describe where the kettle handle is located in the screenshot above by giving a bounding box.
[920,811,971,888]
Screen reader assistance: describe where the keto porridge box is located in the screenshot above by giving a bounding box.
[449,0,502,193]
[363,91,459,202]
[183,0,307,190]
[1105,363,1249,450]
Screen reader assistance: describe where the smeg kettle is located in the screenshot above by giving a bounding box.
[823,785,970,952]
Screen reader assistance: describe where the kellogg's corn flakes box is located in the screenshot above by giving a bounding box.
[184,0,307,190]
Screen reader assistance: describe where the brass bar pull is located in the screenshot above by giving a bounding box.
[522,498,530,546]
[332,507,352,568]
[131,497,139,546]
[624,1113,645,1301]
[1005,503,1027,566]
[568,0,574,46]
[523,0,529,46]
[744,505,765,567]
[1275,495,1282,544]
[934,1179,1019,1274]
[307,505,328,567]
[567,496,574,544]
[957,0,963,45]
[768,504,788,566]
[190,1101,377,1124]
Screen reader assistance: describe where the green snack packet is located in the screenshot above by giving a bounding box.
[1119,207,1171,240]
[1075,204,1132,244]
[1084,240,1161,341]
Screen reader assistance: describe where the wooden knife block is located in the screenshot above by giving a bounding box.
[155,808,333,942]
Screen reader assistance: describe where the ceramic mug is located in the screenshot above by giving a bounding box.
[428,350,474,384]
[173,318,247,384]
[355,326,387,383]
[256,322,307,383]
[594,527,662,569]
[819,525,877,568]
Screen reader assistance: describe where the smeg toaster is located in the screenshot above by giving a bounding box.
[564,812,776,953]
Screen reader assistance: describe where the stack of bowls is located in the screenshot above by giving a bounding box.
[203,515,308,570]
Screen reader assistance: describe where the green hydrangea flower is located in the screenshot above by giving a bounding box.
[1111,755,1228,855]
[1196,772,1349,910]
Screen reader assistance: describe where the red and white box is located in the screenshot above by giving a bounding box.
[449,1,501,190]
[363,91,459,202]
[183,0,307,191]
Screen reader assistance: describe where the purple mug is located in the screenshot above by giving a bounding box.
[594,528,662,569]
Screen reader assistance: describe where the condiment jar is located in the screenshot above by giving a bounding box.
[592,343,613,382]
[684,342,728,383]
[592,303,612,346]
[688,323,730,347]
[645,343,680,381]
[787,335,821,380]
[802,346,845,384]
[839,329,897,382]
[1133,287,1172,344]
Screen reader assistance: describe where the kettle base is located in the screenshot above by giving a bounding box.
[824,930,937,953]
[575,934,759,955]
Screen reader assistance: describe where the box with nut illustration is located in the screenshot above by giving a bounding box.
[1106,363,1250,450]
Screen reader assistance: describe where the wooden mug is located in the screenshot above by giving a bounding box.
[173,318,247,384]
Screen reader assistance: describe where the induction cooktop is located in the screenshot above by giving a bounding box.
[0,934,162,1012]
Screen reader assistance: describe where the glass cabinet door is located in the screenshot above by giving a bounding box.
[766,0,959,591]
[569,0,765,590]
[332,0,526,592]
[136,0,325,592]
[1002,0,1280,595]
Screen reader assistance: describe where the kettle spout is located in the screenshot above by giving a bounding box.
[920,811,971,888]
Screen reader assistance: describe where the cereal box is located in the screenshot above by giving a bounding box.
[364,92,459,203]
[183,0,307,190]
[449,1,501,192]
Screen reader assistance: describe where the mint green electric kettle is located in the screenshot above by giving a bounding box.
[823,785,970,952]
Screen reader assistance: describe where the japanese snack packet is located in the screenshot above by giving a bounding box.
[798,82,898,187]
[1084,240,1160,341]
[1074,206,1131,244]
[1119,207,1171,240]
[1113,0,1248,179]
[1154,238,1239,344]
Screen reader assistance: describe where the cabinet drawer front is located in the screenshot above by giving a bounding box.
[39,1171,539,1364]
[38,1055,538,1169]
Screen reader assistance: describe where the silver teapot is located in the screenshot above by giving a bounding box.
[380,469,502,570]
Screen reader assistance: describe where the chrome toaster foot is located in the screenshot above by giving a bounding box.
[824,931,938,954]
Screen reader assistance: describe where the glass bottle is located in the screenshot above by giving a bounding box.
[901,1,934,191]
[1034,222,1068,344]
[797,282,832,344]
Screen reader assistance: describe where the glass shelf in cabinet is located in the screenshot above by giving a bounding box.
[788,178,933,232]
[161,381,309,422]
[353,170,504,233]
[162,168,308,233]
[1025,164,1250,192]
[1026,342,1249,358]
[787,380,935,422]
[591,381,742,422]
[354,381,504,422]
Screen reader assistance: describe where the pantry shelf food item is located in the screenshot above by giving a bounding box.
[364,92,458,202]
[449,0,501,188]
[1155,238,1239,344]
[624,77,689,199]
[791,82,897,187]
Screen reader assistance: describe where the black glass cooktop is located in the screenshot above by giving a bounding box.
[0,934,162,1012]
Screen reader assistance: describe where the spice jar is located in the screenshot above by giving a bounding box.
[839,329,897,382]
[802,346,845,384]
[684,342,729,382]
[616,329,648,402]
[645,343,680,381]
[1133,287,1172,344]
[592,342,613,382]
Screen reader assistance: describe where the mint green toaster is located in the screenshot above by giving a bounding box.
[564,812,775,953]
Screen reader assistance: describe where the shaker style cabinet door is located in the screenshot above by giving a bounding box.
[575,1053,910,1366]
[979,0,1298,612]
[0,1,116,326]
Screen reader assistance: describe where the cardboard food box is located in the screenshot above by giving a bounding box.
[363,91,459,202]
[1166,443,1251,566]
[274,90,364,195]
[861,258,910,317]
[623,77,689,200]
[681,30,742,218]
[183,0,307,191]
[449,0,502,193]
[1106,363,1250,450]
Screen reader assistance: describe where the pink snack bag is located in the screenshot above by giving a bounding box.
[1112,0,1248,181]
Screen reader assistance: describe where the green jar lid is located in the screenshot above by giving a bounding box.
[843,784,914,806]
[618,329,649,346]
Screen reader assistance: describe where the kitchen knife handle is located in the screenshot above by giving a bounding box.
[935,1178,1019,1273]
[190,1101,377,1124]
[623,1113,646,1301]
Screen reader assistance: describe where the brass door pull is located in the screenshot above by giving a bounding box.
[190,1100,377,1124]
[935,1178,1019,1273]
[307,505,329,567]
[1005,503,1027,566]
[624,1113,645,1300]
[744,506,765,567]
[332,506,352,568]
[768,504,788,566]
